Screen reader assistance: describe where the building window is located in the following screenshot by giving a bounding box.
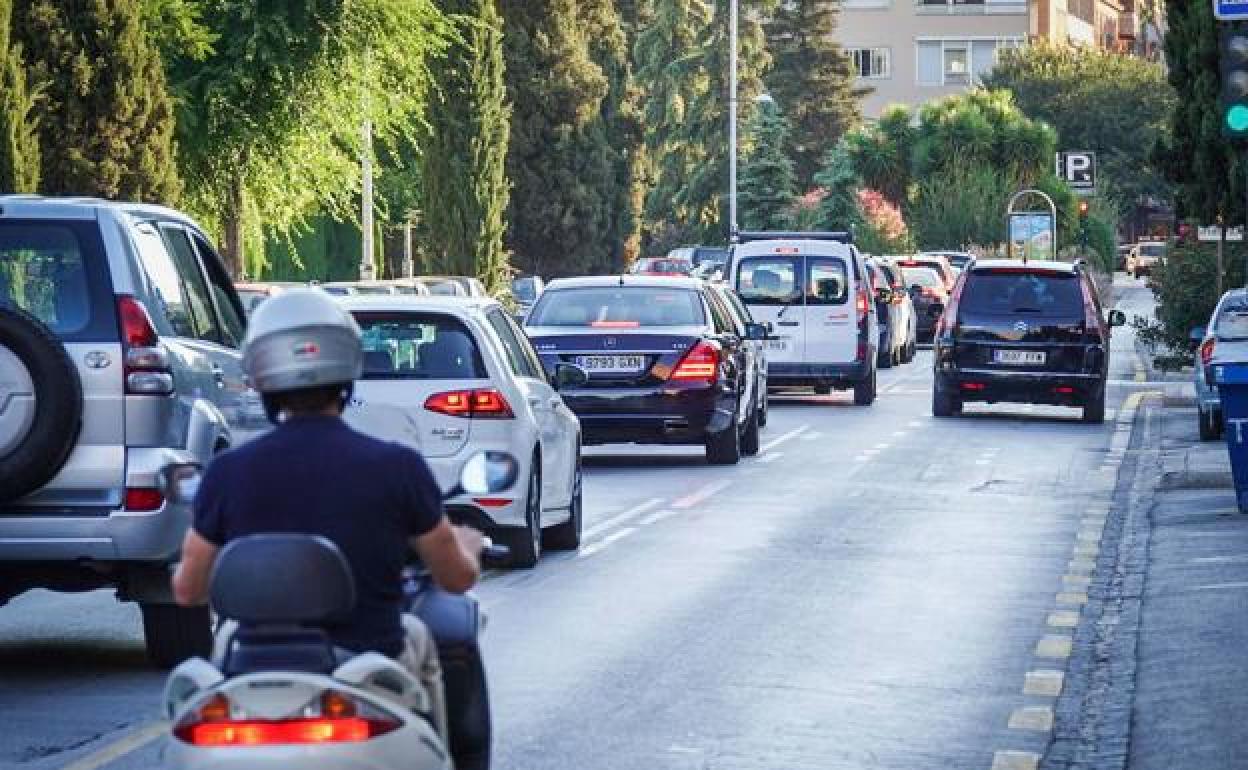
[850,47,891,78]
[943,45,970,83]
[917,38,1021,86]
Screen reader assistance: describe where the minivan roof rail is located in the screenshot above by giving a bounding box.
[732,230,854,244]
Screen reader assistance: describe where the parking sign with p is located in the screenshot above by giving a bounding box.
[1056,151,1096,192]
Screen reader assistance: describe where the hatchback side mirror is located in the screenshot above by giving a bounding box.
[553,362,589,390]
[1190,325,1208,342]
[744,322,769,341]
[1108,309,1127,328]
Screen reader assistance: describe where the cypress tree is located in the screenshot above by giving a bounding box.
[502,0,610,277]
[0,0,39,193]
[422,0,511,293]
[738,101,796,230]
[764,0,862,189]
[14,0,180,202]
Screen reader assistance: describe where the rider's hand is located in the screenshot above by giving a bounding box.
[452,526,485,558]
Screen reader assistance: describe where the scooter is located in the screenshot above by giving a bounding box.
[161,451,517,770]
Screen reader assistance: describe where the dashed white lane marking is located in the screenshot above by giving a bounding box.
[1191,581,1248,591]
[892,430,907,438]
[761,425,811,453]
[1190,555,1248,565]
[673,480,733,510]
[577,526,637,558]
[638,509,680,527]
[908,420,923,428]
[1057,591,1089,605]
[59,722,167,770]
[1047,610,1081,628]
[1023,669,1065,696]
[992,750,1041,770]
[1035,634,1073,659]
[759,452,785,464]
[581,497,663,541]
[873,442,890,450]
[800,431,822,442]
[1008,706,1055,731]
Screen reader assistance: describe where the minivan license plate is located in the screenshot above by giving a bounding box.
[575,355,646,373]
[994,350,1046,365]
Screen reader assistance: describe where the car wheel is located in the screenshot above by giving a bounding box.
[813,384,832,396]
[741,405,761,456]
[932,380,961,417]
[853,367,877,406]
[502,463,541,568]
[878,345,893,369]
[757,390,769,428]
[1199,407,1222,441]
[543,458,582,551]
[141,603,213,668]
[1082,389,1106,424]
[705,414,742,465]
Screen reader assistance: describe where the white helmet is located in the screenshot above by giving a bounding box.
[241,288,362,394]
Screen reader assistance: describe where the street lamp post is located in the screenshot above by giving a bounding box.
[727,0,739,238]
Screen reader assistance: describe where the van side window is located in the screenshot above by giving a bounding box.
[133,223,217,341]
[188,231,246,348]
[737,257,800,305]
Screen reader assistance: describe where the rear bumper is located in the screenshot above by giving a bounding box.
[425,447,534,530]
[941,368,1104,406]
[768,360,871,388]
[560,385,733,446]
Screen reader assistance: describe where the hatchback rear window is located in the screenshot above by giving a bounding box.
[1216,301,1248,340]
[0,221,114,340]
[961,269,1082,315]
[527,287,705,327]
[352,312,486,379]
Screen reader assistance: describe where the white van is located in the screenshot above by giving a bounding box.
[729,232,879,405]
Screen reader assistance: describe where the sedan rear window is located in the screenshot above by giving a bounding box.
[353,312,486,379]
[527,287,705,327]
[961,270,1083,316]
[902,267,942,288]
[0,221,111,339]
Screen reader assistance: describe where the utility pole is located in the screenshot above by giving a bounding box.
[727,0,739,238]
[360,116,376,281]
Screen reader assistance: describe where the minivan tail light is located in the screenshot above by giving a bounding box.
[1201,338,1217,366]
[671,341,720,383]
[117,296,174,396]
[424,388,514,418]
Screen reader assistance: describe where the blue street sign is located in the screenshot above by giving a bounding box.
[1216,0,1248,21]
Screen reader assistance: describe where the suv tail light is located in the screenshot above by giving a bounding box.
[1079,278,1103,336]
[671,341,720,383]
[424,388,514,418]
[1201,337,1217,367]
[174,691,400,747]
[117,296,174,395]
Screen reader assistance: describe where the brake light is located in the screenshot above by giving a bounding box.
[178,717,395,746]
[1053,386,1076,394]
[424,389,514,418]
[1079,278,1102,332]
[124,488,164,511]
[473,497,514,508]
[671,341,720,383]
[1201,338,1217,366]
[961,382,986,391]
[855,287,870,325]
[117,296,174,396]
[590,321,640,328]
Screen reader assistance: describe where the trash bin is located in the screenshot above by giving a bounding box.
[1214,362,1248,512]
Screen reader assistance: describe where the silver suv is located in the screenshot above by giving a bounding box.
[0,196,260,666]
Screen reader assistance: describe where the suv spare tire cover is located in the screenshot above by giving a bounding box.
[0,304,83,502]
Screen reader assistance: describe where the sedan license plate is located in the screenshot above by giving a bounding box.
[994,349,1046,366]
[575,354,647,373]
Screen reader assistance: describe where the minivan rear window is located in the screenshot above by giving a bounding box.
[353,312,487,379]
[527,287,705,327]
[961,269,1082,316]
[0,221,114,341]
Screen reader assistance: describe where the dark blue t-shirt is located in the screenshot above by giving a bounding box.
[192,415,443,657]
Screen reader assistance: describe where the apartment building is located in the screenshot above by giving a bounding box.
[839,0,1159,118]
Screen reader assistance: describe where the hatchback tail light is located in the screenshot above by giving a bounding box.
[117,296,174,396]
[1201,337,1217,367]
[424,388,514,418]
[671,341,720,383]
[173,691,399,747]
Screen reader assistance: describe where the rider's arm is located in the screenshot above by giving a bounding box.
[410,520,481,594]
[173,529,220,606]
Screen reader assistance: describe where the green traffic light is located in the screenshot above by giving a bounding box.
[1228,104,1248,134]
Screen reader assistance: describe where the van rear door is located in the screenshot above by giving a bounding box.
[734,255,803,364]
[803,254,858,365]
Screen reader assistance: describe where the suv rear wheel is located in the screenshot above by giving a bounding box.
[141,603,213,667]
[0,306,84,501]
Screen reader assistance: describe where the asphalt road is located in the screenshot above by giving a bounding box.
[0,275,1156,770]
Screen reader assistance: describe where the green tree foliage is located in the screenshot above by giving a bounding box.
[168,2,452,277]
[842,105,913,208]
[502,0,614,276]
[14,0,180,202]
[982,42,1175,210]
[0,0,38,193]
[738,101,795,230]
[422,0,511,293]
[811,141,861,232]
[763,0,860,189]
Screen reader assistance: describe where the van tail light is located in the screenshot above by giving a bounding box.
[174,691,400,747]
[117,296,174,396]
[855,287,870,326]
[424,388,514,418]
[1201,338,1217,367]
[671,341,720,383]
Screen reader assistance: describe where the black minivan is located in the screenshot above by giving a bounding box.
[932,260,1125,422]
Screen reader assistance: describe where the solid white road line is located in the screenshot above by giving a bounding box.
[577,526,637,558]
[581,497,664,541]
[760,425,810,453]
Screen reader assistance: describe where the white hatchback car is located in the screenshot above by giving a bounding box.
[335,295,584,567]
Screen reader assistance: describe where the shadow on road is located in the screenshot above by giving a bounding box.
[0,640,153,682]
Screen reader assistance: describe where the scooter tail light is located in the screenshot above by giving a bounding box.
[174,691,401,746]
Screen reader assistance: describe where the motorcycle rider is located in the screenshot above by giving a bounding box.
[171,287,483,738]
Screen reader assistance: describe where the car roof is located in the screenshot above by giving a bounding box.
[334,295,501,315]
[0,194,204,227]
[545,275,704,290]
[969,259,1078,273]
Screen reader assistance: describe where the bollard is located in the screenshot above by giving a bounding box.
[1215,362,1248,512]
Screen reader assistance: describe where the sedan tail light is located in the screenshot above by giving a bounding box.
[670,341,720,383]
[425,388,514,418]
[1201,338,1217,367]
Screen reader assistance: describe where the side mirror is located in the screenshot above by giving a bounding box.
[553,362,589,390]
[744,322,769,341]
[1108,309,1127,328]
[1190,325,1207,341]
[458,451,520,497]
[160,463,203,505]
